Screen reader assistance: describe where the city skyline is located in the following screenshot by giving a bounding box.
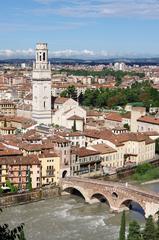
[1,0,159,59]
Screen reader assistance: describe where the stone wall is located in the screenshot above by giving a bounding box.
[0,187,60,208]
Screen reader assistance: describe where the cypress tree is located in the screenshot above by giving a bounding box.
[72,120,76,132]
[143,215,156,240]
[155,211,159,240]
[119,211,126,240]
[127,220,142,240]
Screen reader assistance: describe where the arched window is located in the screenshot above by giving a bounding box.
[43,52,45,61]
[44,101,46,109]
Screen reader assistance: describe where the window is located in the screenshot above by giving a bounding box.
[44,101,46,109]
[43,52,45,61]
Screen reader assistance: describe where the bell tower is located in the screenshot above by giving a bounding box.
[32,43,52,124]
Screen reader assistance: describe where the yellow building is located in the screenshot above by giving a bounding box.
[39,152,60,186]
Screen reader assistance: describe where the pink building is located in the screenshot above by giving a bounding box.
[0,155,40,190]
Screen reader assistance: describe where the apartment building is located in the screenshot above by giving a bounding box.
[0,155,40,189]
[39,152,60,185]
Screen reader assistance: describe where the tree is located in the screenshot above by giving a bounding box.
[72,120,76,132]
[123,123,130,131]
[6,180,18,193]
[60,85,77,100]
[119,211,126,240]
[155,139,159,154]
[143,215,156,240]
[127,220,142,240]
[0,209,26,240]
[155,211,159,240]
[26,170,32,191]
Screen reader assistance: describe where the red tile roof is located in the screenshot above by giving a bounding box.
[54,97,68,104]
[72,147,100,157]
[0,155,40,165]
[105,112,122,122]
[137,116,159,125]
[67,115,84,120]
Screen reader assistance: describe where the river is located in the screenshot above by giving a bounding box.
[0,182,159,240]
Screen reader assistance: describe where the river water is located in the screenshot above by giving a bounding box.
[0,182,159,240]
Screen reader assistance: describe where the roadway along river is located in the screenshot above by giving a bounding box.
[0,182,159,240]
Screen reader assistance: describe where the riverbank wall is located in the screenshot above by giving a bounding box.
[0,186,60,208]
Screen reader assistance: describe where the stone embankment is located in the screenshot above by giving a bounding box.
[0,187,60,208]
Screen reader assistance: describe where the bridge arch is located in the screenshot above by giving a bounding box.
[62,185,89,201]
[90,192,112,208]
[119,198,145,217]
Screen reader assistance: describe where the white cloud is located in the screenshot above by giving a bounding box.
[32,0,159,19]
[0,49,34,59]
[0,48,158,59]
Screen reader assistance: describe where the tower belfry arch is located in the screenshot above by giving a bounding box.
[32,43,52,124]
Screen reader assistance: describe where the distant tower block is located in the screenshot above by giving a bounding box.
[32,43,52,124]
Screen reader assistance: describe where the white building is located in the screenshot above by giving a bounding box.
[137,116,159,133]
[114,62,126,71]
[32,43,52,125]
[52,98,86,131]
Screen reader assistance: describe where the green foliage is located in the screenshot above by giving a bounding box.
[72,120,76,132]
[119,211,126,240]
[0,209,26,240]
[143,215,156,240]
[0,187,3,193]
[135,163,154,175]
[155,139,159,154]
[155,212,159,240]
[60,85,77,100]
[26,170,32,191]
[119,211,159,240]
[127,221,142,240]
[6,180,18,193]
[123,123,130,131]
[79,81,159,109]
[132,163,159,183]
[132,163,159,182]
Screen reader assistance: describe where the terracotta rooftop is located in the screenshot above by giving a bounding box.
[105,112,122,122]
[87,110,103,117]
[54,97,68,104]
[114,132,155,145]
[90,144,117,154]
[67,115,84,121]
[121,112,131,119]
[0,99,16,105]
[39,151,59,158]
[0,149,23,157]
[137,116,159,125]
[59,131,85,137]
[0,155,40,165]
[19,143,42,151]
[72,147,100,157]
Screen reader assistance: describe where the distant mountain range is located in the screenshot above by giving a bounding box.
[1,58,159,66]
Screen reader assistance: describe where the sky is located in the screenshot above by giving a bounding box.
[0,0,159,59]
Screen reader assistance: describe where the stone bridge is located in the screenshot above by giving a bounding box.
[60,177,159,218]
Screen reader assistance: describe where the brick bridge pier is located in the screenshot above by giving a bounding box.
[60,177,159,218]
